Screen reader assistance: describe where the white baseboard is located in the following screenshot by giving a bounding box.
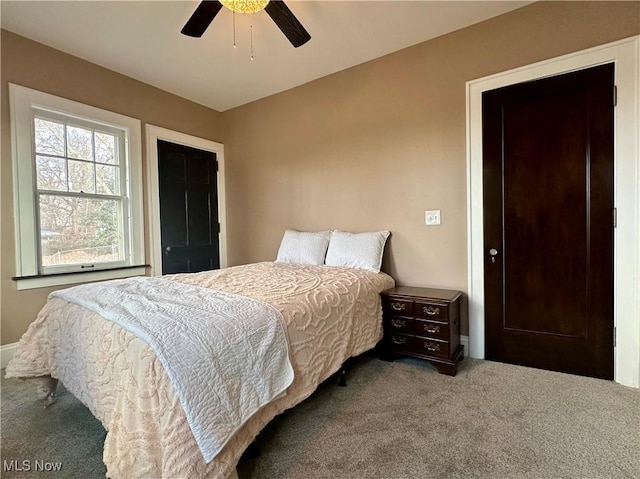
[1,343,18,369]
[460,335,469,357]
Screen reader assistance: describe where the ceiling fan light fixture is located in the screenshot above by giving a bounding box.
[220,0,269,14]
[181,0,310,47]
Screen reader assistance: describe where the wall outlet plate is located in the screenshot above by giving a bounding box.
[425,210,441,226]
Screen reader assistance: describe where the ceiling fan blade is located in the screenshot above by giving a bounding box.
[264,1,311,48]
[181,1,224,37]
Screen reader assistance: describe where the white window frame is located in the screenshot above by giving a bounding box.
[10,84,145,290]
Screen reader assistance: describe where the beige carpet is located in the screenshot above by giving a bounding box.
[238,355,640,478]
[2,355,639,478]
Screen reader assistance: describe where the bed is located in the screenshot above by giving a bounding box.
[5,260,394,478]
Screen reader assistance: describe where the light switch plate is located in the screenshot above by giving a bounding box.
[425,210,441,226]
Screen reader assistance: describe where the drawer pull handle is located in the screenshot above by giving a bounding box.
[391,318,406,328]
[391,302,406,311]
[424,341,440,352]
[392,336,407,345]
[424,324,440,334]
[424,306,440,316]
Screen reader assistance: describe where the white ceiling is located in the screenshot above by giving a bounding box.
[1,1,532,112]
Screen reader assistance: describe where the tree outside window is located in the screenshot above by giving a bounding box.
[34,116,126,270]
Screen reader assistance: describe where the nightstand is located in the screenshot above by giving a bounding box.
[381,286,463,376]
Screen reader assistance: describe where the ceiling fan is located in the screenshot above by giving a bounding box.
[181,0,311,48]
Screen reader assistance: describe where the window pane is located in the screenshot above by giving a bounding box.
[95,132,117,164]
[34,118,65,156]
[96,164,120,195]
[67,125,93,161]
[36,156,67,191]
[39,194,123,267]
[68,159,95,193]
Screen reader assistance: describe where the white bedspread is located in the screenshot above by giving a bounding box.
[51,276,294,463]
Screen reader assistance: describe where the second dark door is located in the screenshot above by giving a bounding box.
[482,63,615,380]
[158,140,220,274]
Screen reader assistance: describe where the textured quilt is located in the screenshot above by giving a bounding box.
[6,262,395,479]
[50,276,294,463]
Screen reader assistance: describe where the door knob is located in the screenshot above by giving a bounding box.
[489,248,498,263]
[165,246,172,252]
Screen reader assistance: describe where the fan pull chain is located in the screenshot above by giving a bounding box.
[250,24,254,61]
[232,9,237,48]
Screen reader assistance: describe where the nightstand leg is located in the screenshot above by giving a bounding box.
[431,345,464,376]
[432,361,458,376]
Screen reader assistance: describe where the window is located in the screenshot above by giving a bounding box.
[34,113,128,273]
[10,84,145,289]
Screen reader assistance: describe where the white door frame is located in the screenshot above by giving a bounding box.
[146,125,227,277]
[466,36,640,388]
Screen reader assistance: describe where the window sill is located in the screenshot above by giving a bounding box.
[13,265,148,291]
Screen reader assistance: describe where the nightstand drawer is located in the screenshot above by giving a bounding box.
[414,301,448,320]
[388,333,412,350]
[414,319,449,341]
[411,337,449,359]
[385,316,413,334]
[384,299,414,316]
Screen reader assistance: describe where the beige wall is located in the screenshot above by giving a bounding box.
[0,30,225,344]
[2,2,639,344]
[222,1,640,335]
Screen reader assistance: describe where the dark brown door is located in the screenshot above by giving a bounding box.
[158,140,220,274]
[482,64,614,380]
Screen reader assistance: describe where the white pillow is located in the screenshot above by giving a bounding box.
[275,230,332,265]
[325,230,390,273]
